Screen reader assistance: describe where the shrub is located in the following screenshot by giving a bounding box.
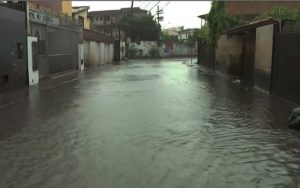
[149,47,160,58]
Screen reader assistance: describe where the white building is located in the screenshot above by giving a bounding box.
[178,29,196,41]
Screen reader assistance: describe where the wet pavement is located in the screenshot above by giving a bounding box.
[1,59,300,188]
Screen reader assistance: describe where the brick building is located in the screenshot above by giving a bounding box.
[225,1,300,20]
[34,1,72,16]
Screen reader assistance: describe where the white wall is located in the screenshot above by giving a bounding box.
[129,41,158,57]
[159,41,197,57]
[84,40,114,66]
[100,43,105,64]
[120,42,126,59]
[27,36,39,85]
[84,41,90,66]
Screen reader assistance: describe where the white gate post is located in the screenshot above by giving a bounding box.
[78,43,84,71]
[27,36,39,86]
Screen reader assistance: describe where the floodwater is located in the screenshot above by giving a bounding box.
[1,59,300,188]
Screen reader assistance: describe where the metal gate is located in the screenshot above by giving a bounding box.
[197,39,215,69]
[272,32,300,104]
[114,40,120,61]
[47,26,79,75]
[31,20,81,78]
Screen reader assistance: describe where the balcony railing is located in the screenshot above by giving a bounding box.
[29,2,81,27]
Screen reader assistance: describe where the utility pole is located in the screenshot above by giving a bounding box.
[125,0,134,59]
[156,5,163,44]
[130,0,134,42]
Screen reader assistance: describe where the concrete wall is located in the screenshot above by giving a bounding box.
[215,34,243,75]
[120,42,126,60]
[0,6,28,90]
[84,41,90,65]
[100,43,105,64]
[84,40,113,66]
[254,24,274,91]
[129,41,158,57]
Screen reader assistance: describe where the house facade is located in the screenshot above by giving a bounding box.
[72,6,90,30]
[178,29,195,41]
[34,1,72,16]
[72,6,116,66]
[88,7,148,40]
[163,27,179,36]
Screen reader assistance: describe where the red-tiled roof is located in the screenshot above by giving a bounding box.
[83,29,114,43]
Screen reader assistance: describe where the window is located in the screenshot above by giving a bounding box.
[100,17,103,21]
[104,16,110,22]
[78,16,84,28]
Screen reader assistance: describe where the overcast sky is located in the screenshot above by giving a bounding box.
[72,1,211,29]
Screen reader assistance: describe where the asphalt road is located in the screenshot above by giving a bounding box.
[1,59,300,188]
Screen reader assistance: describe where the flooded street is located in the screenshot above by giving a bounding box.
[1,59,300,188]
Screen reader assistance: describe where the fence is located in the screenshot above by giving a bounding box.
[29,3,82,78]
[272,32,300,104]
[197,39,215,69]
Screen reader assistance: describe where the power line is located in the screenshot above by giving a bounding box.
[163,1,171,8]
[141,1,152,9]
[149,1,160,12]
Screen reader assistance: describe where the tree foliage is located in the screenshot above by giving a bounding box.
[190,24,210,43]
[119,13,160,42]
[255,6,300,21]
[160,30,178,42]
[206,1,242,44]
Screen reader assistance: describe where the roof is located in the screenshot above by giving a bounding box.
[83,29,114,43]
[178,28,196,34]
[72,6,89,14]
[227,18,279,36]
[198,14,208,20]
[88,7,147,17]
[88,9,120,16]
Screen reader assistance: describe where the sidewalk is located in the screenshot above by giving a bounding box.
[0,71,80,110]
[39,70,79,90]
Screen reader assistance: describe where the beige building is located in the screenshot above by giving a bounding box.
[72,6,90,30]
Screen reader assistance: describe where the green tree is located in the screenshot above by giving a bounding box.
[255,6,299,21]
[160,30,178,42]
[119,13,160,42]
[207,1,241,44]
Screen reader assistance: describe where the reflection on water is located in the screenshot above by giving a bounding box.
[0,60,300,188]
